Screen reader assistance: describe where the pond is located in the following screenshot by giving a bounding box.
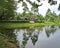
[0,26,60,48]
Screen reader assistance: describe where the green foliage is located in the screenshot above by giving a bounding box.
[0,0,16,20]
[35,14,44,23]
[32,2,38,8]
[0,0,59,24]
[0,29,16,43]
[0,0,59,21]
[22,2,27,7]
[0,30,16,48]
[45,9,60,23]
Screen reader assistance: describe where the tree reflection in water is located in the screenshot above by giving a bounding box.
[21,29,30,48]
[0,26,59,48]
[21,27,40,48]
[14,26,58,48]
[14,27,43,48]
[0,29,16,43]
[31,28,39,45]
[45,26,57,37]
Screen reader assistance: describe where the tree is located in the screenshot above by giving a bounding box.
[0,0,16,20]
[45,9,51,21]
[45,9,58,22]
[36,14,44,23]
[0,0,58,20]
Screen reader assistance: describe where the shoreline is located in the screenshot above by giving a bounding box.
[0,22,60,29]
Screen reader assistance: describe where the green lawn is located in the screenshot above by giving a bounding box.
[0,22,59,29]
[0,23,44,28]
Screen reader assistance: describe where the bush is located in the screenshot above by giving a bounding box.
[0,20,29,23]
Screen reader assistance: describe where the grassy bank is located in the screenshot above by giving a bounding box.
[0,22,59,29]
[0,23,44,28]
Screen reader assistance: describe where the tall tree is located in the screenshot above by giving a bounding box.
[45,9,58,22]
[0,0,58,20]
[0,0,16,20]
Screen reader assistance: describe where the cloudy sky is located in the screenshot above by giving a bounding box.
[17,0,60,16]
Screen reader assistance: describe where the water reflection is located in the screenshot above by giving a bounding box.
[14,26,60,48]
[45,26,57,37]
[0,29,16,43]
[0,26,60,48]
[14,27,43,48]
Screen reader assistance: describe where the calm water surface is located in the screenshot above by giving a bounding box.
[0,26,60,48]
[14,26,60,48]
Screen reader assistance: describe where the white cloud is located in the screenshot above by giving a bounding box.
[38,0,50,16]
[16,2,24,13]
[49,0,60,15]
